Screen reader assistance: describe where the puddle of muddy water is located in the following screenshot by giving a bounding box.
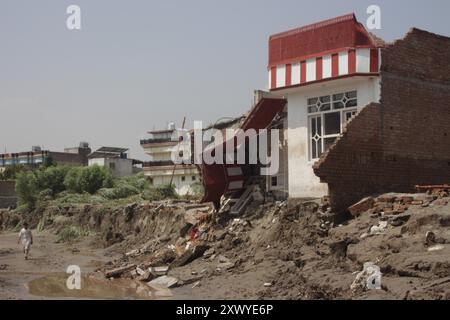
[28,274,173,300]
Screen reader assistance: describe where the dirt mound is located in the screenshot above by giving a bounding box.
[99,192,450,300]
[5,190,450,300]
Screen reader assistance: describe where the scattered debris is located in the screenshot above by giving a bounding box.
[415,184,450,193]
[125,249,139,257]
[135,267,145,276]
[348,197,375,217]
[389,214,411,227]
[171,244,210,267]
[137,270,154,282]
[203,248,215,258]
[369,221,388,235]
[94,187,450,300]
[351,262,382,292]
[425,231,436,246]
[148,276,179,288]
[149,266,169,276]
[428,245,445,252]
[105,264,136,278]
[217,262,235,271]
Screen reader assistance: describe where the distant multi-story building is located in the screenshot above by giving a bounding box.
[0,142,91,170]
[140,123,200,195]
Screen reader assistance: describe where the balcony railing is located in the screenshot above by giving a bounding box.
[141,137,179,145]
[143,160,175,167]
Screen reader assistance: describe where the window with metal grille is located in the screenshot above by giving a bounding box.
[308,91,357,160]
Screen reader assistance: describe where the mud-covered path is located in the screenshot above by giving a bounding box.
[0,231,113,299]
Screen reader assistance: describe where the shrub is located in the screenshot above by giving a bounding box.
[0,165,26,180]
[64,167,83,193]
[38,188,54,201]
[15,171,38,209]
[121,173,149,191]
[190,182,204,198]
[156,184,178,199]
[52,192,106,205]
[78,165,113,194]
[56,226,90,243]
[97,184,140,200]
[96,174,149,200]
[141,184,178,201]
[34,166,70,196]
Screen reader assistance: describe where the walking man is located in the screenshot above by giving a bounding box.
[18,222,33,260]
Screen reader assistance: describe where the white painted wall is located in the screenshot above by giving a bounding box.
[306,58,316,82]
[322,55,332,79]
[285,76,380,198]
[338,51,349,75]
[356,48,371,73]
[276,65,286,88]
[88,158,134,177]
[144,166,200,196]
[291,63,301,85]
[268,116,289,194]
[143,145,175,161]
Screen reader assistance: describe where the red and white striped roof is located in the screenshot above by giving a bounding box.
[268,14,381,90]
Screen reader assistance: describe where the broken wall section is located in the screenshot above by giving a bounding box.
[0,181,16,209]
[314,28,450,212]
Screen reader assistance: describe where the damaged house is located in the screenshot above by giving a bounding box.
[200,13,450,213]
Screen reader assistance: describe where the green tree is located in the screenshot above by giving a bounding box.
[0,165,25,180]
[15,171,38,209]
[64,166,82,193]
[35,166,70,196]
[156,184,177,199]
[78,165,113,194]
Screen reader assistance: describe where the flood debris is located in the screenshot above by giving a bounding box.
[427,245,445,252]
[348,197,375,217]
[350,262,382,292]
[369,221,388,235]
[425,231,436,246]
[347,190,450,218]
[105,264,136,279]
[150,266,169,276]
[94,185,450,299]
[148,275,179,289]
[216,257,235,271]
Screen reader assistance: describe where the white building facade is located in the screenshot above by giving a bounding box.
[141,123,200,196]
[87,147,142,178]
[199,14,383,206]
[265,14,381,198]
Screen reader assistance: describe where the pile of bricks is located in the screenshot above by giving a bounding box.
[348,188,449,217]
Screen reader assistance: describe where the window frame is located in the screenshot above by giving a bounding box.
[307,90,358,161]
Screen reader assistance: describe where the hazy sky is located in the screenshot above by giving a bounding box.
[1,0,449,159]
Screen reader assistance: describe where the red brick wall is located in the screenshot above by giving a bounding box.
[50,152,88,166]
[0,181,15,197]
[314,28,450,212]
[0,181,16,208]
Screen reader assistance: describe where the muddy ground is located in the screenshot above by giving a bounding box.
[0,231,113,299]
[1,193,450,300]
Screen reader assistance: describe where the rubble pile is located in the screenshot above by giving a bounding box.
[348,187,449,217]
[94,188,450,299]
